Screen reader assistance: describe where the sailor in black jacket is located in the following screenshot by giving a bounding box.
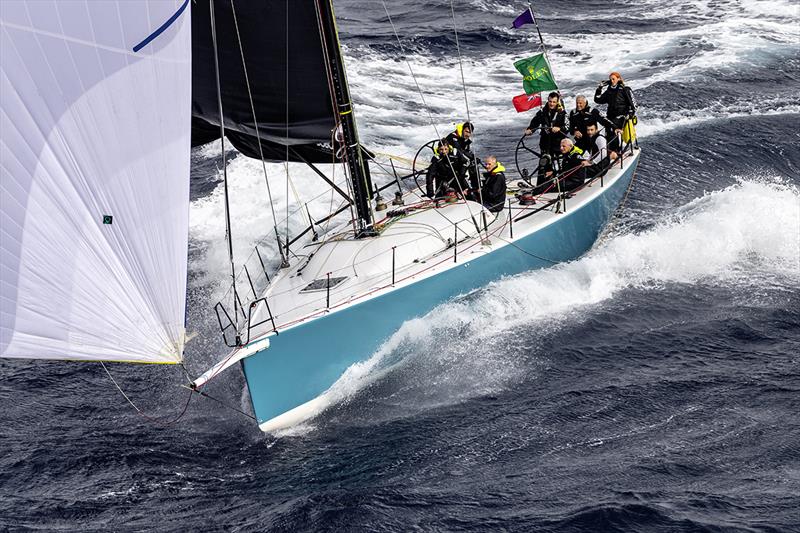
[425,141,461,198]
[479,156,507,213]
[569,95,616,151]
[594,71,636,130]
[557,138,589,192]
[524,92,566,156]
[445,122,479,189]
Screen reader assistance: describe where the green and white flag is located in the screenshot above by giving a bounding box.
[514,53,558,95]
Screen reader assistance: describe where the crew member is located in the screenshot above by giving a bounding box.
[557,138,589,192]
[425,140,460,198]
[594,71,636,150]
[446,122,478,190]
[581,121,618,179]
[569,95,617,150]
[524,92,566,156]
[480,156,507,213]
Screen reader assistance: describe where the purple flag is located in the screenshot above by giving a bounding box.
[511,8,535,29]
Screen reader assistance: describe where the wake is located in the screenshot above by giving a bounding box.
[280,178,799,433]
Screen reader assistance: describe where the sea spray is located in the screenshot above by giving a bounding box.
[300,178,800,427]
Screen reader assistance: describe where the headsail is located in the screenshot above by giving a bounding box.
[190,1,338,163]
[0,0,192,363]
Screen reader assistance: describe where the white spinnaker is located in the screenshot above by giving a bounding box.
[0,1,191,363]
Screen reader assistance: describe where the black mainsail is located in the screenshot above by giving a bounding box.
[191,1,338,163]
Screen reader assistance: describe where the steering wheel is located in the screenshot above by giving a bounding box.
[514,134,542,186]
[412,139,439,196]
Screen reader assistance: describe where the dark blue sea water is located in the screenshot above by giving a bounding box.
[2,1,799,531]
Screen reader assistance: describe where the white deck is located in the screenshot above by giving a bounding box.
[240,149,639,342]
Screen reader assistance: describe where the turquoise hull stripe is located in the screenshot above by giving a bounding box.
[243,159,637,424]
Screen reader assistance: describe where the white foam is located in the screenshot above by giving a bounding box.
[303,178,800,426]
[345,5,799,150]
[635,99,800,137]
[189,154,353,294]
[190,2,799,289]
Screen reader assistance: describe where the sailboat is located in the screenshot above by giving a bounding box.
[1,1,639,432]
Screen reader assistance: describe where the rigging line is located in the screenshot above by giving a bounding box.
[100,362,193,427]
[210,0,239,329]
[184,386,256,421]
[448,0,486,222]
[380,0,481,234]
[229,0,284,263]
[284,0,291,261]
[322,128,341,236]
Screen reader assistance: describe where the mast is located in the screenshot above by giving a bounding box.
[315,0,377,237]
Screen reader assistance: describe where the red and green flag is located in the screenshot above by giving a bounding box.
[514,53,557,95]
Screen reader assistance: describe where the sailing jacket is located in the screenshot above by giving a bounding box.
[569,106,615,138]
[527,106,567,154]
[425,152,461,197]
[559,146,588,191]
[594,83,636,123]
[445,123,475,161]
[481,163,507,212]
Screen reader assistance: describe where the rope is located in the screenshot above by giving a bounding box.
[284,0,291,259]
[186,386,256,421]
[493,234,559,264]
[380,0,481,235]
[448,0,486,220]
[101,362,193,427]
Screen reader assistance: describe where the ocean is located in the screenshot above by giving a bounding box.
[2,0,799,531]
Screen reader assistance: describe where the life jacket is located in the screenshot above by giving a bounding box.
[560,145,585,172]
[489,163,506,175]
[568,145,584,157]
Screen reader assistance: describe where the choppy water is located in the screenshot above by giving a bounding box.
[2,0,800,531]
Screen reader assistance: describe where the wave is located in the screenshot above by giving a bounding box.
[188,154,352,294]
[189,0,798,286]
[636,100,800,137]
[284,178,800,432]
[343,1,798,152]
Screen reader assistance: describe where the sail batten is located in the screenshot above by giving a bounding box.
[1,0,191,363]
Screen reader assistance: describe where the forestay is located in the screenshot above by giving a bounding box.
[1,0,191,363]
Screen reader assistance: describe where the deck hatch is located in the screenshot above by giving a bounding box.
[300,276,348,292]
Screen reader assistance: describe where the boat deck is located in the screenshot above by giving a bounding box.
[239,149,640,341]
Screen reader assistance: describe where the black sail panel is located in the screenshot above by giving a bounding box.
[191,1,338,162]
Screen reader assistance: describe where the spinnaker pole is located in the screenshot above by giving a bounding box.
[315,0,377,237]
